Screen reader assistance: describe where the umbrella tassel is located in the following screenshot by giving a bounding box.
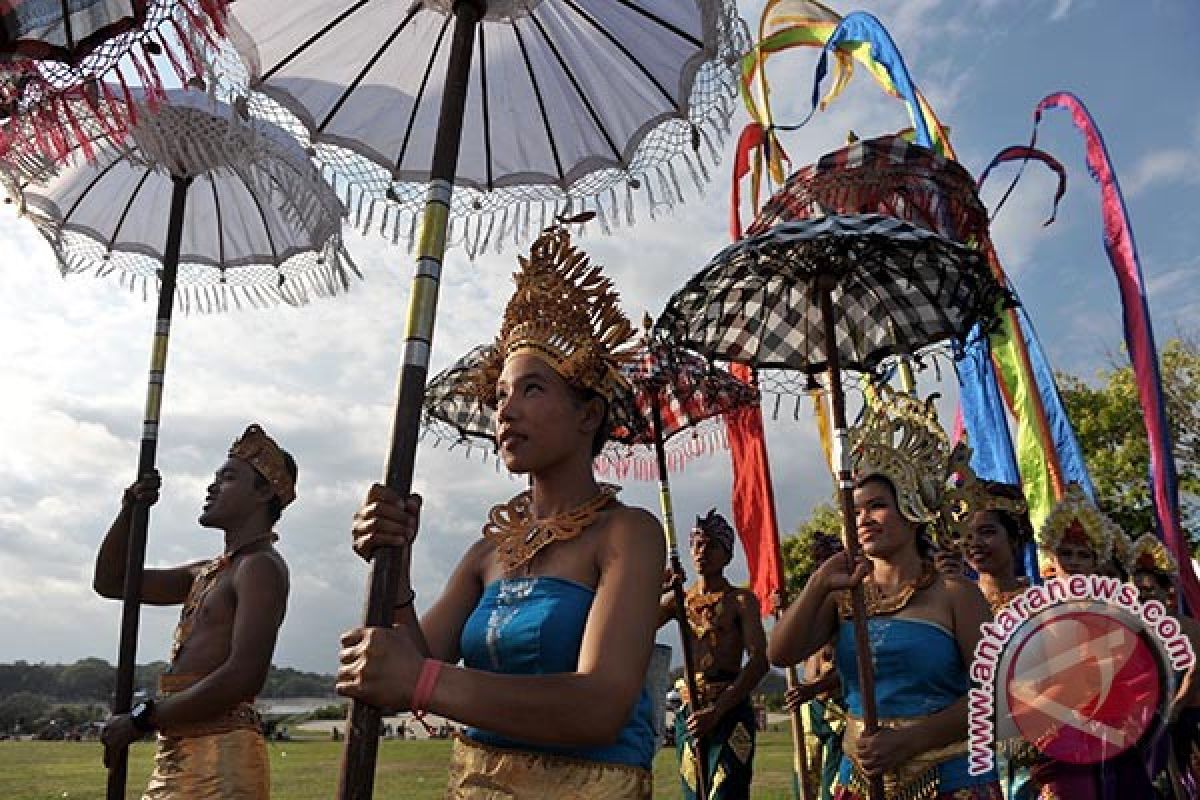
[594,197,611,236]
[406,212,418,254]
[699,125,720,166]
[158,31,189,85]
[667,162,683,208]
[481,210,496,254]
[140,43,167,100]
[362,195,374,234]
[683,150,705,194]
[625,180,635,227]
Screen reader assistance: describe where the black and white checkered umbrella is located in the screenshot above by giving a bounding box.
[657,213,1005,376]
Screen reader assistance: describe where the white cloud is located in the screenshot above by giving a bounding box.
[1049,0,1074,21]
[1124,149,1200,195]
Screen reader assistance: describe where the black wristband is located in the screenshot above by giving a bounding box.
[130,699,157,733]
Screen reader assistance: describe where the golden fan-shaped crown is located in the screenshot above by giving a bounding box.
[469,224,637,406]
[849,387,954,525]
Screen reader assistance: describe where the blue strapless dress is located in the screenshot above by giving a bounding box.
[459,576,656,770]
[836,617,999,792]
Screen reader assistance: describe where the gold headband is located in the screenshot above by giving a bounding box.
[229,424,295,508]
[849,387,954,525]
[467,224,636,407]
[1035,483,1118,561]
[1129,532,1178,576]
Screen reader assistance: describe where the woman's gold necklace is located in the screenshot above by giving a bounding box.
[483,485,619,573]
[837,559,935,618]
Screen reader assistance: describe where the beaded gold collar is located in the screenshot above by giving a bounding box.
[982,577,1030,614]
[483,485,619,574]
[837,560,936,619]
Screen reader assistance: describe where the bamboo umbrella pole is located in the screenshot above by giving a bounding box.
[649,393,710,800]
[817,280,883,800]
[337,2,484,799]
[106,173,193,800]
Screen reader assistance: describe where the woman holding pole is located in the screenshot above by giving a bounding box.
[768,388,1002,800]
[336,225,664,799]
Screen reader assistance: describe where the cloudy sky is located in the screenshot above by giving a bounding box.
[1,0,1196,675]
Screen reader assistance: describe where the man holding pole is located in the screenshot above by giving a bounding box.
[95,424,294,799]
[662,509,770,799]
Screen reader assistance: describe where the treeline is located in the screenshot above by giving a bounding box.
[0,659,335,703]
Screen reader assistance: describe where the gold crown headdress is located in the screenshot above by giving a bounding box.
[943,465,1031,551]
[1129,532,1178,576]
[229,424,295,508]
[1035,483,1119,561]
[469,223,637,407]
[848,387,954,525]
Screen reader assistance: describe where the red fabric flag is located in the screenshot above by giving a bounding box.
[725,364,786,615]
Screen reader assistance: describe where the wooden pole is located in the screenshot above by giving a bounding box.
[106,174,192,800]
[649,391,710,800]
[336,3,484,799]
[818,281,884,800]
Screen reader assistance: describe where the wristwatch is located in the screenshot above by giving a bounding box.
[130,699,157,734]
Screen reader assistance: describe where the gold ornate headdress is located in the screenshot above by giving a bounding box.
[943,465,1031,551]
[1129,532,1178,576]
[848,387,955,525]
[229,424,295,508]
[1035,483,1119,561]
[469,223,637,407]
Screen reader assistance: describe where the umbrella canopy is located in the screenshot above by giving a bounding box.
[20,88,356,310]
[657,212,1006,375]
[223,0,746,253]
[0,0,228,164]
[748,133,990,243]
[422,340,759,477]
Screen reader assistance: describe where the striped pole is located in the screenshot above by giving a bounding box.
[649,391,710,800]
[107,173,192,800]
[336,2,484,798]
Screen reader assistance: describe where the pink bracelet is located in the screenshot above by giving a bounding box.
[411,658,443,714]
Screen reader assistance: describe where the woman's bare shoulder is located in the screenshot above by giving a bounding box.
[601,504,665,556]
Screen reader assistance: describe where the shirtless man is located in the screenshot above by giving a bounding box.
[95,425,294,799]
[660,509,769,800]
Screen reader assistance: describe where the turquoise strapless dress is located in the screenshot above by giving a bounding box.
[835,617,998,792]
[459,576,656,770]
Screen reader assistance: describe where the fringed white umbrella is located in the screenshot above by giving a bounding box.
[10,86,353,799]
[222,4,747,795]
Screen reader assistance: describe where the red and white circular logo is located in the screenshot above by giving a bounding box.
[1004,606,1164,764]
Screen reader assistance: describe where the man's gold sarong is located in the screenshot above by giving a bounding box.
[141,674,268,800]
[446,732,652,799]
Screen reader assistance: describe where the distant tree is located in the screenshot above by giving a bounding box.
[1057,337,1200,550]
[58,658,115,702]
[311,702,349,721]
[0,691,50,733]
[0,661,59,698]
[779,503,844,602]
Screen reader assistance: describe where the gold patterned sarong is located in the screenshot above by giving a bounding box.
[141,674,268,800]
[446,732,652,799]
[840,714,968,800]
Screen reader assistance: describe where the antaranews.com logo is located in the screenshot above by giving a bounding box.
[968,574,1195,774]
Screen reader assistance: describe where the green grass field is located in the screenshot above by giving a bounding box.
[0,728,804,799]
